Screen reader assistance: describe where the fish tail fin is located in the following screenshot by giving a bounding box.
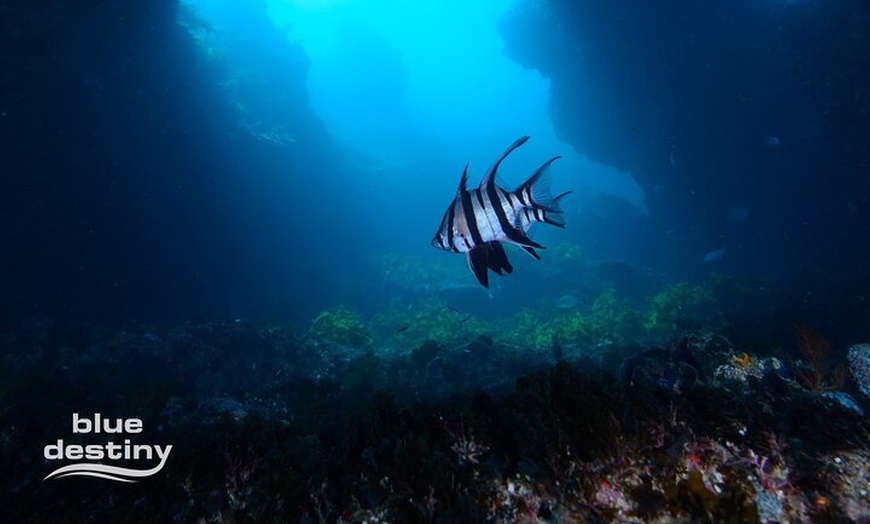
[513,190,572,230]
[540,191,573,227]
[553,190,573,204]
[515,156,564,212]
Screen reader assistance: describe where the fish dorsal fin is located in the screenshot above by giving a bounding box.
[479,136,530,190]
[456,164,470,195]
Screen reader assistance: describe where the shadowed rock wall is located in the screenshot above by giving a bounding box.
[0,0,332,325]
[500,0,870,277]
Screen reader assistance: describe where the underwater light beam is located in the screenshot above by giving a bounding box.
[265,0,645,211]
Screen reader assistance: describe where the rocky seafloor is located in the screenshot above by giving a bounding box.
[1,318,868,523]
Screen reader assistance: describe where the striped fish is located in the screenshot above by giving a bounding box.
[431,136,571,287]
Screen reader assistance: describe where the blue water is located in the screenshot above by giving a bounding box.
[2,0,868,521]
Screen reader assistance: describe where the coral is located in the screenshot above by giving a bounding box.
[486,475,554,523]
[733,352,753,367]
[714,354,783,383]
[847,343,870,397]
[445,421,489,466]
[3,314,868,523]
[817,449,870,521]
[791,325,846,393]
[3,322,867,523]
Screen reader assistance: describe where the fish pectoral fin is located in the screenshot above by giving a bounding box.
[466,247,490,287]
[507,228,545,250]
[521,246,542,260]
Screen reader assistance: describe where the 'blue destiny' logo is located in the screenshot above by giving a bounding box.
[43,413,172,482]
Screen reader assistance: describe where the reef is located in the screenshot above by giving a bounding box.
[4,259,869,522]
[2,301,868,522]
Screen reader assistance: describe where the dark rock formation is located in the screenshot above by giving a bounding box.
[500,0,870,277]
[0,0,332,325]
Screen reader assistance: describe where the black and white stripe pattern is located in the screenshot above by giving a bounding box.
[433,185,528,253]
[431,136,569,286]
[432,144,564,253]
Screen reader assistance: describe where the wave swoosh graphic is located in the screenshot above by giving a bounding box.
[44,451,171,482]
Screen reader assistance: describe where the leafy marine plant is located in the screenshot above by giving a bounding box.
[589,289,644,344]
[308,308,373,347]
[552,311,608,348]
[499,289,642,355]
[498,308,551,350]
[499,308,605,353]
[370,297,486,348]
[643,282,714,341]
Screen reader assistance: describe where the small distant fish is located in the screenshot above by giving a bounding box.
[765,135,781,147]
[458,316,471,324]
[431,136,570,287]
[703,248,726,263]
[726,207,749,221]
[446,305,462,314]
[395,324,410,334]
